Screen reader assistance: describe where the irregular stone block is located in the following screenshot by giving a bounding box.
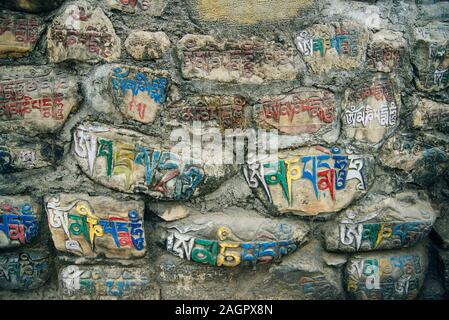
[412,98,449,133]
[125,31,171,60]
[156,210,309,268]
[0,0,65,13]
[438,249,449,292]
[0,249,50,290]
[72,122,233,200]
[434,214,449,249]
[151,203,192,222]
[295,22,369,74]
[47,1,121,63]
[0,196,41,248]
[412,22,449,92]
[254,87,337,135]
[345,246,428,300]
[244,146,374,216]
[0,65,79,135]
[0,11,44,58]
[366,30,407,73]
[59,265,156,299]
[342,74,401,145]
[44,193,146,259]
[324,191,436,252]
[107,0,168,16]
[109,65,169,123]
[178,35,300,84]
[184,0,315,25]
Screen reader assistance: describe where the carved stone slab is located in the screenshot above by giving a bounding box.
[107,0,168,16]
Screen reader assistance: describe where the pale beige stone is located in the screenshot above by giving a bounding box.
[107,0,168,16]
[0,143,52,172]
[412,98,449,131]
[151,203,191,221]
[366,30,407,73]
[125,31,171,60]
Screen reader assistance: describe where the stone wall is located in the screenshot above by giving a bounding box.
[0,0,448,300]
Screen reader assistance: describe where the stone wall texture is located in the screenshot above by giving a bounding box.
[1,0,449,300]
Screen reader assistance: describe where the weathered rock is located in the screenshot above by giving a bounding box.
[107,0,168,16]
[0,141,57,173]
[438,249,449,293]
[342,74,401,145]
[295,21,369,74]
[151,203,192,222]
[184,0,316,25]
[412,98,449,133]
[0,65,79,135]
[44,193,146,259]
[412,22,449,92]
[109,65,169,123]
[0,0,65,13]
[125,31,171,60]
[72,122,235,200]
[59,265,158,300]
[0,195,41,248]
[155,209,309,268]
[0,11,44,58]
[0,249,50,290]
[244,146,374,216]
[47,1,121,63]
[434,214,449,249]
[178,35,300,84]
[345,245,428,300]
[324,190,436,252]
[366,30,407,73]
[254,87,338,136]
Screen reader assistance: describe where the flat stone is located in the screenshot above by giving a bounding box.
[72,122,234,200]
[0,141,56,173]
[156,209,309,268]
[254,87,337,135]
[412,98,449,133]
[0,11,44,58]
[109,65,169,123]
[59,265,157,299]
[0,0,65,13]
[244,146,374,216]
[295,21,369,74]
[412,22,449,92]
[107,0,168,16]
[178,34,300,84]
[125,31,171,60]
[44,193,146,259]
[366,30,407,73]
[151,203,192,222]
[0,249,50,290]
[0,65,79,135]
[47,1,121,63]
[342,74,401,145]
[345,245,428,300]
[324,190,436,252]
[0,195,41,248]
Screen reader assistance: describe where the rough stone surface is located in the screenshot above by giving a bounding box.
[0,195,41,248]
[44,193,146,259]
[125,31,171,60]
[412,98,449,133]
[366,30,407,73]
[47,1,121,63]
[107,0,168,16]
[0,0,65,13]
[150,203,192,222]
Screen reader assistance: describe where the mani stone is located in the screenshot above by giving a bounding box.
[184,0,314,25]
[0,11,44,58]
[107,0,168,16]
[0,249,50,290]
[72,122,234,201]
[0,141,55,173]
[108,64,169,124]
[59,265,156,300]
[125,31,171,60]
[244,145,374,216]
[0,0,65,13]
[44,193,146,259]
[345,245,428,300]
[47,1,121,63]
[0,195,41,249]
[0,65,79,135]
[295,21,369,74]
[412,98,449,133]
[412,22,449,92]
[366,30,407,73]
[434,214,449,249]
[254,87,337,135]
[178,34,300,84]
[342,74,401,145]
[156,209,310,268]
[324,190,436,253]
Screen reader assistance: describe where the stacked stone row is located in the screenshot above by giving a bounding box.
[0,0,448,300]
